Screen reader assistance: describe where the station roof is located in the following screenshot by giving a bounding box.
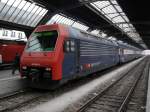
[117,0,150,49]
[0,0,149,49]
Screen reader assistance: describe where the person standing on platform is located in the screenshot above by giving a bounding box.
[12,53,20,75]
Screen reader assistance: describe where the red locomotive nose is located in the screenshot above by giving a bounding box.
[21,52,55,67]
[20,51,61,80]
[20,24,68,81]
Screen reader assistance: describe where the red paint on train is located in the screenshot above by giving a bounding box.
[20,24,69,80]
[0,40,26,65]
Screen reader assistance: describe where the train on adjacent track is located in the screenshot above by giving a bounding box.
[0,39,26,68]
[20,24,142,89]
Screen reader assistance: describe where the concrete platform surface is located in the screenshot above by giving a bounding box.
[0,69,27,96]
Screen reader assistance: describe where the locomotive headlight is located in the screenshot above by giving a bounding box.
[22,66,27,69]
[46,68,51,71]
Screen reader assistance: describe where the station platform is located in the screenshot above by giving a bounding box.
[0,69,27,96]
[0,69,17,79]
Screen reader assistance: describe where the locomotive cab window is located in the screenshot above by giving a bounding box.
[26,31,58,52]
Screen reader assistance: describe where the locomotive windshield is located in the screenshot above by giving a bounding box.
[26,31,58,52]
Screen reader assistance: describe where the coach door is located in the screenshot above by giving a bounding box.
[67,39,80,73]
[63,39,79,78]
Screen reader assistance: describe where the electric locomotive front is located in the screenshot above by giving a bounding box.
[20,24,69,87]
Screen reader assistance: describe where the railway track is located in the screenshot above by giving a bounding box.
[126,59,150,112]
[0,89,27,100]
[0,89,47,112]
[76,57,149,112]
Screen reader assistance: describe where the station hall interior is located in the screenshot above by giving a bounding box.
[0,0,150,112]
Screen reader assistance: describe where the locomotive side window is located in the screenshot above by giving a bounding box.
[26,31,58,52]
[64,40,75,52]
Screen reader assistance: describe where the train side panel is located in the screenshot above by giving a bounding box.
[62,28,120,80]
[79,40,119,74]
[119,44,142,63]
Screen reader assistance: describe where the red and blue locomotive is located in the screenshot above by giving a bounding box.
[20,24,142,89]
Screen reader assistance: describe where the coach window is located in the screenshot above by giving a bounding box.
[70,40,75,52]
[64,40,70,52]
[2,30,8,36]
[18,33,22,39]
[64,40,75,52]
[11,32,16,37]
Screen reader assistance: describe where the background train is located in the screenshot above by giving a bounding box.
[20,24,142,89]
[0,29,26,68]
